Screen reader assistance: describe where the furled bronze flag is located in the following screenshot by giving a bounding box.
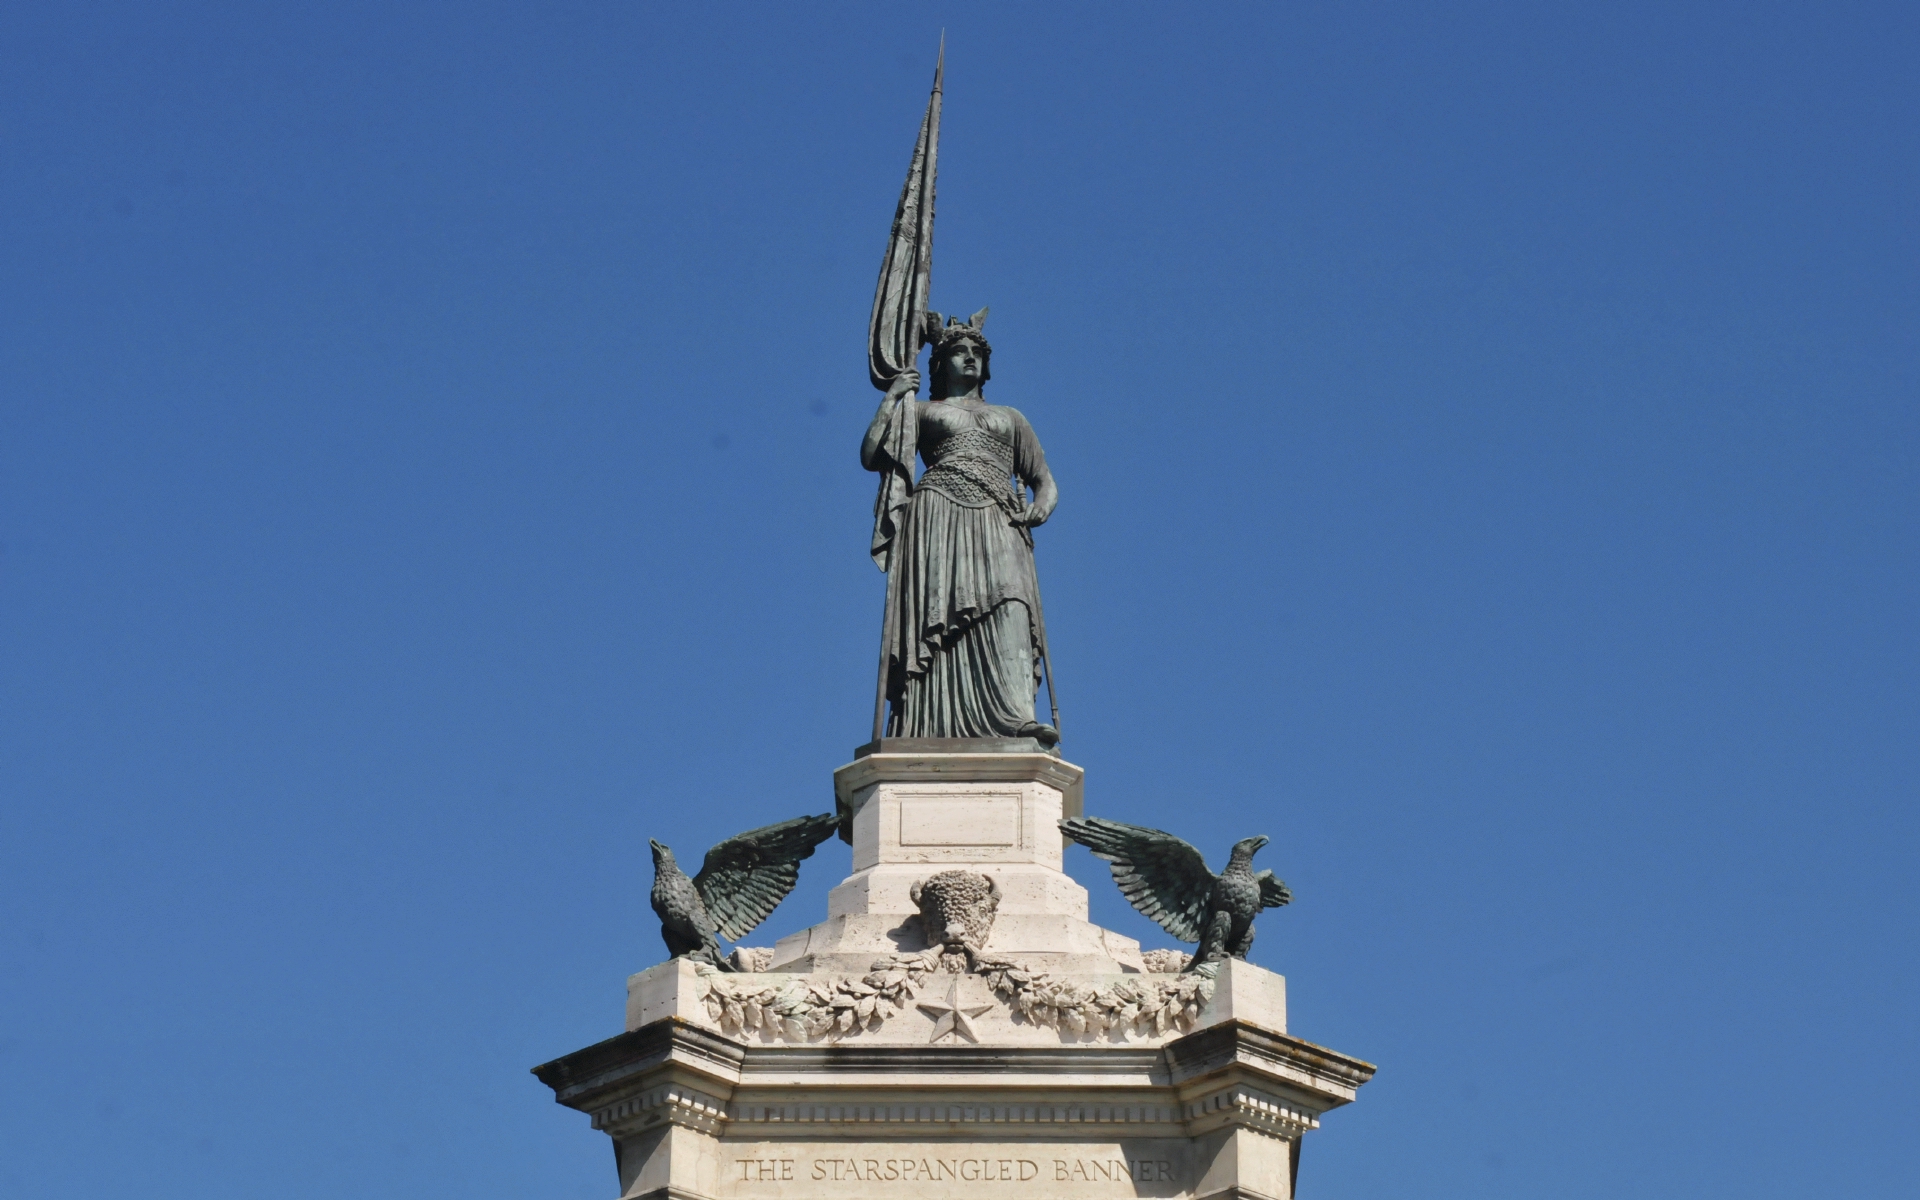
[867,42,942,573]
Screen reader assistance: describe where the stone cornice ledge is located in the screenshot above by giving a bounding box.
[532,1019,745,1115]
[1164,1022,1376,1110]
[1182,1083,1321,1140]
[536,1017,1371,1145]
[728,1098,1188,1131]
[740,1042,1168,1082]
[834,752,1083,799]
[594,1082,730,1137]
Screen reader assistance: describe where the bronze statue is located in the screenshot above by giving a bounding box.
[861,45,1061,745]
[648,814,838,970]
[1060,817,1293,971]
[861,315,1059,743]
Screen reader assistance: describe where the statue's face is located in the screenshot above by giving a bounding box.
[940,339,985,386]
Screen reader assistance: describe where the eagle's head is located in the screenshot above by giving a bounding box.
[1230,834,1270,862]
[649,839,676,871]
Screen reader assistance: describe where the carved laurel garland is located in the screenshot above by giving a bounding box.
[976,961,1215,1037]
[698,953,1214,1042]
[700,951,943,1040]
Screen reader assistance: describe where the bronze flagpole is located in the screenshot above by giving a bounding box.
[867,40,943,743]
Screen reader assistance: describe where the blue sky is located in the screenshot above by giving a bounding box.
[1,3,1914,1197]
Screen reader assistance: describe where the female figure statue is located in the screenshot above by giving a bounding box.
[861,316,1059,744]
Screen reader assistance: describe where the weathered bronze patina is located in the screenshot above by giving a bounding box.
[1060,817,1294,971]
[861,46,1061,747]
[648,814,839,970]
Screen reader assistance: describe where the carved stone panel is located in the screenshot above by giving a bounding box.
[861,782,1053,869]
[835,752,1082,873]
[713,1139,1201,1199]
[899,793,1023,851]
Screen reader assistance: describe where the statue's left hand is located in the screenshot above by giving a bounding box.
[1015,503,1053,528]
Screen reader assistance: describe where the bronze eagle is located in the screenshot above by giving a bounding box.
[1060,816,1292,971]
[648,813,838,971]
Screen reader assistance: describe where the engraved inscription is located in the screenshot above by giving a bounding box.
[738,1160,796,1181]
[898,794,1021,847]
[1055,1159,1176,1183]
[809,1158,1039,1182]
[731,1152,1181,1187]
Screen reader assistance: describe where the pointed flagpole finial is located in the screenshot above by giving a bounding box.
[869,31,944,396]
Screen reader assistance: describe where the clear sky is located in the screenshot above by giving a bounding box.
[2,3,1914,1198]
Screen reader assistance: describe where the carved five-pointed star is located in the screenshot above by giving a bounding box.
[915,978,995,1043]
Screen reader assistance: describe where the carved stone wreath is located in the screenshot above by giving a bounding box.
[699,952,1213,1043]
[976,960,1214,1037]
[700,951,943,1040]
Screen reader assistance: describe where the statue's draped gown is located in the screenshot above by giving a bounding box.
[875,398,1052,738]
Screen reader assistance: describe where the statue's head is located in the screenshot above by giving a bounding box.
[926,308,991,398]
[649,839,675,870]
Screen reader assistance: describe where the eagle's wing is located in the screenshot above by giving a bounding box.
[692,813,839,943]
[1256,869,1293,910]
[1059,816,1216,944]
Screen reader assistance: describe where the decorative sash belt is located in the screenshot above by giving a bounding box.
[917,430,1030,542]
[919,429,1018,508]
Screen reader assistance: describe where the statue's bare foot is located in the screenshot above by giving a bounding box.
[1017,721,1060,747]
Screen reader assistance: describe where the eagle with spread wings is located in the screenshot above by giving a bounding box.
[648,813,839,971]
[1059,816,1292,971]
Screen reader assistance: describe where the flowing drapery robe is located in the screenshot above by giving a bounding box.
[868,397,1051,738]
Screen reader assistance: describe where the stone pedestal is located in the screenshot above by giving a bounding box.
[536,750,1373,1200]
[775,748,1137,974]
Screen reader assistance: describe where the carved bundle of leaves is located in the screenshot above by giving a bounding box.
[728,946,775,972]
[699,951,1215,1043]
[1139,948,1193,974]
[700,951,941,1041]
[978,961,1214,1037]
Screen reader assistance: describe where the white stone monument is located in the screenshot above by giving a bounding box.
[534,745,1373,1200]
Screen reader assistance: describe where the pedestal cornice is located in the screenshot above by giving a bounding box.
[832,750,1085,844]
[534,1016,1375,1145]
[1164,1022,1376,1109]
[532,1018,744,1127]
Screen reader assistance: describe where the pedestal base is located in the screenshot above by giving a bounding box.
[536,751,1373,1200]
[779,750,1134,973]
[533,1006,1372,1200]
